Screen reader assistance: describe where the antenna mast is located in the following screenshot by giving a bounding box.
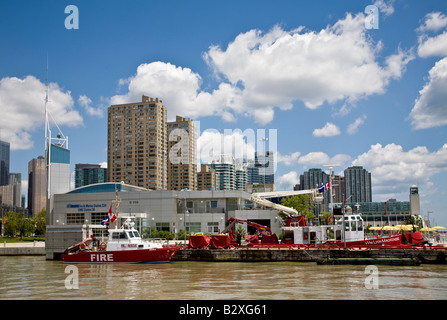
[44,54,51,200]
[323,164,340,218]
[44,55,69,200]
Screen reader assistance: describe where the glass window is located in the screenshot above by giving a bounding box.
[156,222,170,232]
[187,222,201,233]
[128,231,134,238]
[91,212,108,225]
[67,213,85,224]
[207,222,219,233]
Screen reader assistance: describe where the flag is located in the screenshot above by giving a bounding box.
[101,216,109,225]
[108,204,117,223]
[318,181,331,193]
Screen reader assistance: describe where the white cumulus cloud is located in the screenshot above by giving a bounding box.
[347,115,367,135]
[352,143,447,199]
[110,61,242,122]
[277,152,300,166]
[204,13,413,123]
[197,129,257,164]
[0,75,83,150]
[111,12,412,125]
[277,170,299,190]
[298,152,351,168]
[417,12,447,33]
[313,122,341,137]
[79,94,104,117]
[410,57,447,129]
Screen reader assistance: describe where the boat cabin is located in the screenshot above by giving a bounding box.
[282,214,365,245]
[105,218,162,251]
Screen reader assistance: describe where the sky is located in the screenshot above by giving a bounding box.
[1,0,446,226]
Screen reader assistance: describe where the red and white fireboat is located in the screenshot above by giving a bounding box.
[62,218,180,264]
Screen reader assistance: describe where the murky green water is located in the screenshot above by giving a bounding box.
[1,256,446,300]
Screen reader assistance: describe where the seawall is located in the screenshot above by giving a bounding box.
[173,247,447,264]
[0,242,45,256]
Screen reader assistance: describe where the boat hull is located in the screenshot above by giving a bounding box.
[333,231,425,248]
[62,247,179,264]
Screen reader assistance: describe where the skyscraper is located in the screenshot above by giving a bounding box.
[209,155,236,190]
[197,164,217,191]
[28,156,47,216]
[47,143,71,197]
[75,164,108,188]
[247,151,275,185]
[108,96,167,190]
[0,140,10,186]
[344,166,372,203]
[208,155,247,191]
[167,116,197,190]
[297,168,330,213]
[256,151,274,184]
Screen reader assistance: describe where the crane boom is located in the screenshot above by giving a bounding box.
[249,189,323,217]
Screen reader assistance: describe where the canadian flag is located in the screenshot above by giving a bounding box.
[108,204,117,223]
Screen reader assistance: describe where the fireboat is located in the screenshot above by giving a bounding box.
[62,218,179,264]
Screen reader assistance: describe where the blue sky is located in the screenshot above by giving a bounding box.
[1,0,447,225]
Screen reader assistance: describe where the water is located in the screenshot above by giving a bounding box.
[1,256,447,300]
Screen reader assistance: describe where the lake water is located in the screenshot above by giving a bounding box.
[1,256,447,301]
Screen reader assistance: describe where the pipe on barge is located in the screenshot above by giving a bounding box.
[172,247,447,264]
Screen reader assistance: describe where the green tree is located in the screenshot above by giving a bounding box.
[32,208,46,235]
[320,211,331,225]
[3,211,35,238]
[280,195,315,222]
[234,225,246,238]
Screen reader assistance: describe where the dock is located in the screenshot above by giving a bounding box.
[173,247,447,264]
[0,241,45,256]
[2,241,446,265]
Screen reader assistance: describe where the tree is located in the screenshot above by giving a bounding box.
[3,211,35,238]
[32,208,46,235]
[280,195,315,222]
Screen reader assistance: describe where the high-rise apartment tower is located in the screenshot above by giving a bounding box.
[167,116,197,190]
[344,166,372,203]
[108,96,167,190]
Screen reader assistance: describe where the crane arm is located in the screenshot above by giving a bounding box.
[249,189,323,217]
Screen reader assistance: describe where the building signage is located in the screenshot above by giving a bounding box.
[66,203,108,213]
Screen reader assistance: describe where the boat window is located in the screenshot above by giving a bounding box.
[128,231,134,238]
[351,220,357,231]
[112,232,119,240]
[358,222,363,231]
[119,232,127,239]
[345,222,349,232]
[133,231,140,238]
